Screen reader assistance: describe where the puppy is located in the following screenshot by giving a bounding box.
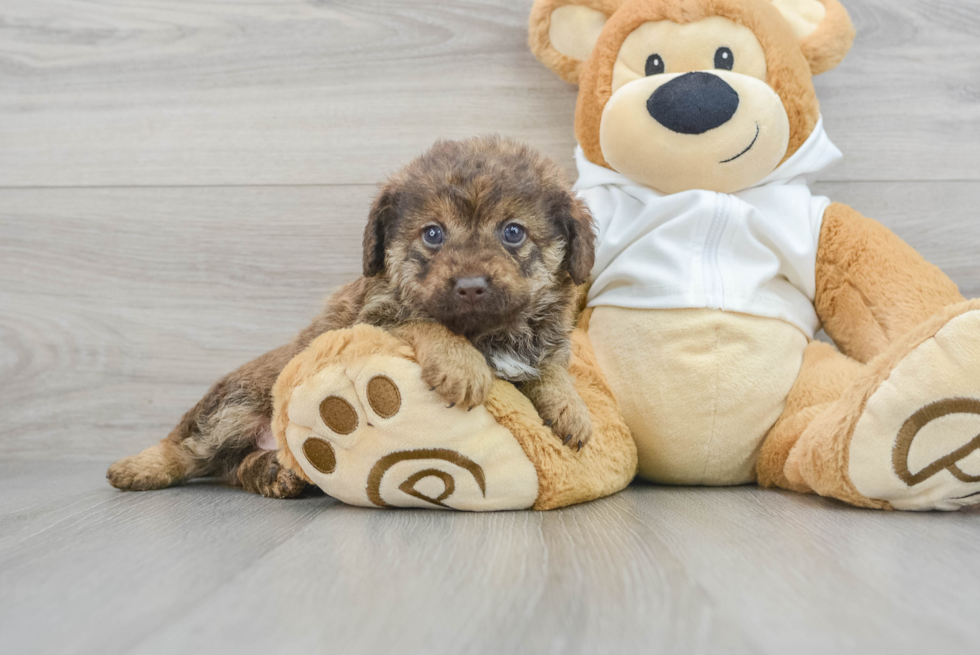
[107,136,596,498]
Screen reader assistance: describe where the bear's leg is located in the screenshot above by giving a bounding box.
[273,325,544,510]
[274,325,636,510]
[761,301,980,510]
[816,203,965,362]
[757,341,864,493]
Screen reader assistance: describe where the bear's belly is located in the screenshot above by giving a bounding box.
[589,307,808,485]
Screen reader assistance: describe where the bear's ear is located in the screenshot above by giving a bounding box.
[528,0,622,85]
[770,0,855,75]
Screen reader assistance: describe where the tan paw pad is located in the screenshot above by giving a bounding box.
[282,354,539,510]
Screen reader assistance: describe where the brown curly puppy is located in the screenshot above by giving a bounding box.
[107,136,597,498]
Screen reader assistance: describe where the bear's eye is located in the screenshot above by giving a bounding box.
[645,54,665,76]
[421,224,445,247]
[501,223,526,246]
[714,47,734,71]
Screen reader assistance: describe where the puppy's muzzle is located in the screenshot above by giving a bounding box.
[647,72,740,135]
[454,276,489,304]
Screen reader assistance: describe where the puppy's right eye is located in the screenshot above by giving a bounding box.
[645,54,665,76]
[421,224,445,247]
[501,223,526,246]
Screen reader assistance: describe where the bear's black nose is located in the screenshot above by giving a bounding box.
[647,72,740,135]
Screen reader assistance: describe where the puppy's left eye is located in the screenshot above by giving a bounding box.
[421,224,445,247]
[714,47,734,71]
[501,223,526,246]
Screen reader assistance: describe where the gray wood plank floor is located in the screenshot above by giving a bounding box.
[3,461,980,655]
[2,1,979,653]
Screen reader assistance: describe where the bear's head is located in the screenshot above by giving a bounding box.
[530,0,855,193]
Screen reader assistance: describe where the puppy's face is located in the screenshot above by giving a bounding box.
[363,137,594,337]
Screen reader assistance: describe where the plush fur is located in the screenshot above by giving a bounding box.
[815,202,965,364]
[112,0,979,512]
[272,324,417,483]
[528,0,628,84]
[528,0,852,170]
[778,300,980,509]
[271,322,638,509]
[108,136,597,497]
[572,0,819,169]
[530,0,980,510]
[488,325,638,509]
[756,340,862,491]
[799,0,855,75]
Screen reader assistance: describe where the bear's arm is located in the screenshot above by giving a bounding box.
[814,202,964,363]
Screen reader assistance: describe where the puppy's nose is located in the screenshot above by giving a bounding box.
[454,277,489,303]
[647,72,739,135]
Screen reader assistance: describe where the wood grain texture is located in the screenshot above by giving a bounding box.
[2,2,980,653]
[2,181,978,459]
[1,0,978,187]
[1,460,978,655]
[0,186,368,459]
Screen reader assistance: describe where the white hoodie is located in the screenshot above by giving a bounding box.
[576,118,842,338]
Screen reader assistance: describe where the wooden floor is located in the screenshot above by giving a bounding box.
[2,1,979,653]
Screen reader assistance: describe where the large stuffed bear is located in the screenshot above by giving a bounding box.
[529,0,980,510]
[272,0,980,512]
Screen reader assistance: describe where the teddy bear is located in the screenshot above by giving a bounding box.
[528,0,980,510]
[272,0,980,512]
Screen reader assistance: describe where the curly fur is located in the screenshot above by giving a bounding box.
[107,136,596,496]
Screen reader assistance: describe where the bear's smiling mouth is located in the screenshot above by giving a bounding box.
[720,123,760,164]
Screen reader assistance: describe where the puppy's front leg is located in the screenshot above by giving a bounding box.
[391,322,494,410]
[523,362,593,451]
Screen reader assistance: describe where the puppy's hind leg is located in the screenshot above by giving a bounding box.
[107,287,368,494]
[108,382,310,498]
[107,384,259,491]
[108,342,298,494]
[169,396,310,498]
[105,439,193,491]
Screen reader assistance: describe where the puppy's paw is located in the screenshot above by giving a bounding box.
[419,346,495,409]
[106,442,185,491]
[537,392,593,451]
[238,451,309,499]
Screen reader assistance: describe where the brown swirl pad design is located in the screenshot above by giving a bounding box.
[847,306,980,510]
[398,469,456,507]
[366,448,487,508]
[894,397,980,486]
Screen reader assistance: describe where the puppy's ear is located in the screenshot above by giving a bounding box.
[363,186,398,277]
[556,195,596,285]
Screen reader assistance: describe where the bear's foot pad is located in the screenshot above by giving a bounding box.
[849,307,980,511]
[281,351,540,510]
